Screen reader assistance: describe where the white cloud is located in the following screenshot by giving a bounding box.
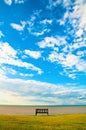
[27,11,51,37]
[0,41,17,59]
[4,0,25,5]
[15,0,25,4]
[38,37,55,48]
[41,19,52,24]
[37,35,85,78]
[24,50,42,59]
[4,0,12,5]
[80,4,86,26]
[48,51,64,63]
[70,42,86,51]
[0,41,43,75]
[66,73,76,79]
[37,0,86,79]
[77,50,86,56]
[0,77,86,105]
[57,11,69,25]
[62,54,79,68]
[0,90,36,105]
[0,67,7,79]
[69,0,86,30]
[32,29,50,36]
[0,30,4,38]
[56,0,86,36]
[62,54,86,72]
[3,0,86,80]
[38,36,66,48]
[76,29,83,37]
[76,61,86,72]
[46,0,62,9]
[1,66,17,75]
[10,21,26,31]
[48,50,86,78]
[20,73,34,77]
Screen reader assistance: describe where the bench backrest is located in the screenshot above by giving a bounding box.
[35,109,48,115]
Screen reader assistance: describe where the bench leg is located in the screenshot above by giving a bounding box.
[35,112,37,115]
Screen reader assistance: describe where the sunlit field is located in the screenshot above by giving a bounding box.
[0,114,86,130]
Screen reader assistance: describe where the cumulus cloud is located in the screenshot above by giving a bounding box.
[62,54,79,68]
[38,37,57,48]
[0,41,43,75]
[20,73,34,77]
[10,21,26,31]
[4,0,12,5]
[36,0,86,79]
[0,30,4,38]
[24,50,42,59]
[38,36,66,48]
[4,0,25,5]
[76,29,83,37]
[0,67,7,79]
[41,19,52,24]
[46,0,62,9]
[26,10,52,37]
[31,29,50,36]
[3,0,86,80]
[0,41,17,59]
[10,14,50,37]
[48,50,86,78]
[37,30,86,78]
[15,0,25,4]
[0,66,17,76]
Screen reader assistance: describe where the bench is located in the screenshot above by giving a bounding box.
[35,109,49,115]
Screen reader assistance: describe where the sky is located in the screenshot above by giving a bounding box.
[0,0,86,105]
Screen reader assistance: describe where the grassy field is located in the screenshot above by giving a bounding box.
[0,114,86,130]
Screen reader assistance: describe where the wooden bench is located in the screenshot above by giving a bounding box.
[35,109,49,115]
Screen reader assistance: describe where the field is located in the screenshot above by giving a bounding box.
[0,114,86,130]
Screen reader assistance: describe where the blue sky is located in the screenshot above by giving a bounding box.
[0,0,86,105]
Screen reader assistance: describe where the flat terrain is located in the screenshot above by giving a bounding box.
[0,114,86,130]
[0,106,86,115]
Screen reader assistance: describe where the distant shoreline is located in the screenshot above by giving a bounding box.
[0,105,86,115]
[0,105,86,107]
